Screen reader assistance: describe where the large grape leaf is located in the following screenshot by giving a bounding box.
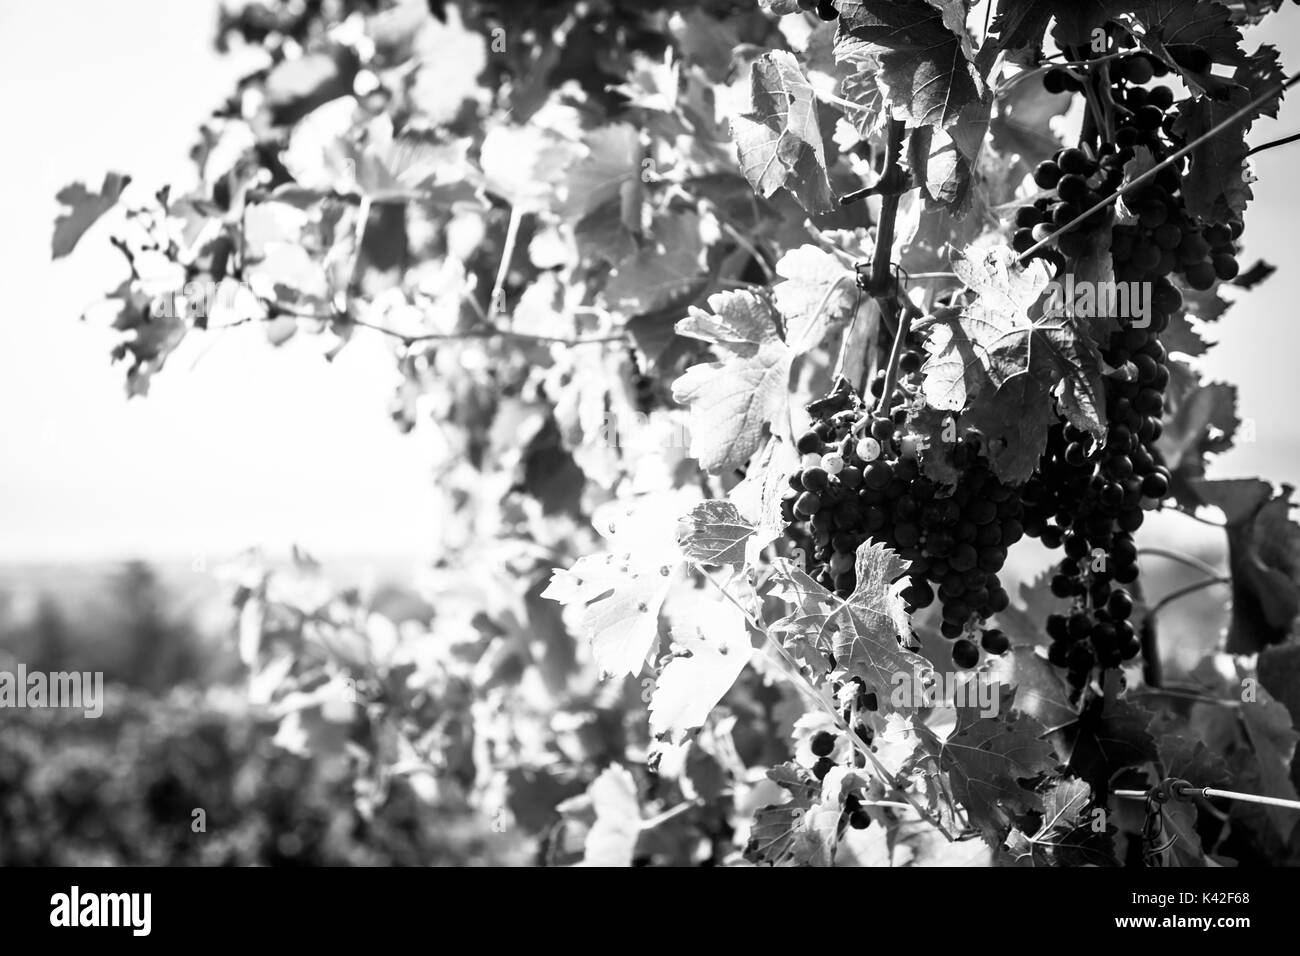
[52,172,131,259]
[677,500,776,570]
[1003,777,1115,866]
[835,0,987,130]
[604,210,709,316]
[672,291,794,474]
[990,0,1134,54]
[1192,479,1300,653]
[732,51,835,214]
[1051,697,1158,793]
[543,495,692,677]
[987,645,1078,733]
[833,542,927,700]
[941,712,1056,845]
[649,602,753,743]
[1173,45,1286,222]
[993,570,1068,649]
[919,247,1106,482]
[1157,366,1238,506]
[905,96,993,213]
[771,245,857,353]
[1135,0,1248,97]
[1153,730,1231,790]
[989,75,1071,175]
[1239,692,1300,842]
[768,544,928,713]
[561,123,644,228]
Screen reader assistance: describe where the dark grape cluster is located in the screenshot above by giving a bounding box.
[1018,51,1241,290]
[780,369,1023,670]
[1013,48,1221,693]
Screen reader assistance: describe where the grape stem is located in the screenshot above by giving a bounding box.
[1017,69,1300,263]
[1138,546,1224,579]
[1246,130,1300,157]
[871,119,912,419]
[1146,576,1231,619]
[226,299,627,347]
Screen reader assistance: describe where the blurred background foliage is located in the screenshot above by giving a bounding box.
[0,561,525,865]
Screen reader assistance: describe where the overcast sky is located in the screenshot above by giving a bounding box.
[1,0,1299,565]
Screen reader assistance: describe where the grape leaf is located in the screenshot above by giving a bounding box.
[99,284,189,397]
[1162,310,1210,358]
[605,210,709,316]
[561,123,644,228]
[987,645,1078,732]
[835,0,987,130]
[1155,731,1231,789]
[941,712,1055,845]
[840,66,884,138]
[1258,640,1300,737]
[989,0,1132,55]
[577,765,642,867]
[989,75,1072,175]
[1239,691,1300,842]
[1173,45,1286,222]
[677,499,775,570]
[1157,367,1238,506]
[771,245,857,353]
[993,569,1069,649]
[1003,777,1114,866]
[1051,697,1158,793]
[480,123,580,210]
[732,51,835,214]
[1135,0,1248,97]
[1232,259,1275,289]
[672,290,793,474]
[832,542,927,705]
[649,602,753,742]
[52,172,131,259]
[769,544,928,713]
[543,495,691,677]
[1192,479,1300,653]
[919,247,1106,482]
[542,557,675,678]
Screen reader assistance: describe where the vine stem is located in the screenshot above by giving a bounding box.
[1017,69,1300,263]
[223,299,626,347]
[1147,576,1231,619]
[1138,546,1224,580]
[871,119,910,419]
[815,90,873,114]
[1130,687,1242,709]
[1246,130,1300,157]
[489,203,524,318]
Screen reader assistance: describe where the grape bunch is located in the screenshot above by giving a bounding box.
[780,366,1023,670]
[1013,47,1226,693]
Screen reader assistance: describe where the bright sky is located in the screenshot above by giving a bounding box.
[1,1,1299,564]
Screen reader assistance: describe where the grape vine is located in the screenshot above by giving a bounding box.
[51,0,1300,866]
